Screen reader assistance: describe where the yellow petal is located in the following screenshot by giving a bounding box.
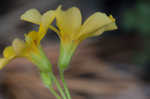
[12,38,26,55]
[25,31,38,44]
[3,46,15,58]
[93,21,117,36]
[25,31,39,53]
[79,12,117,37]
[56,6,82,36]
[21,9,42,24]
[38,10,56,42]
[41,10,56,28]
[25,31,42,55]
[0,58,9,69]
[78,22,117,42]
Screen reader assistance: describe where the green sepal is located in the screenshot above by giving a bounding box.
[31,46,52,72]
[58,41,77,71]
[40,72,53,87]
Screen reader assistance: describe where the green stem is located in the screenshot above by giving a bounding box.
[40,72,61,99]
[51,74,67,99]
[48,86,61,99]
[60,71,71,99]
[39,47,67,99]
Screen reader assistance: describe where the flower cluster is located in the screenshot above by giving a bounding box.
[0,5,117,99]
[21,5,117,70]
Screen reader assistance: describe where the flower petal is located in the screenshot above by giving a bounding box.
[41,10,56,28]
[56,6,82,36]
[1,46,16,69]
[0,58,9,69]
[21,9,42,24]
[3,46,15,58]
[25,31,39,53]
[38,10,56,43]
[12,38,26,55]
[25,31,38,44]
[79,12,117,39]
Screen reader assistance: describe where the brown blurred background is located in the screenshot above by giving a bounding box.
[0,0,150,99]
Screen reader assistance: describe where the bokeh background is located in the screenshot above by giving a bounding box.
[0,0,150,99]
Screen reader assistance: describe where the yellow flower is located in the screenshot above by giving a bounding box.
[20,6,117,70]
[0,30,44,69]
[0,7,58,69]
[55,6,117,70]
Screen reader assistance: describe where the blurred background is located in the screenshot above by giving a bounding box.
[0,0,150,99]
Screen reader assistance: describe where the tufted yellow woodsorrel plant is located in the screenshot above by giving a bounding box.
[13,5,117,99]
